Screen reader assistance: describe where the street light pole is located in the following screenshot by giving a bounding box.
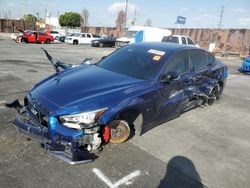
[124,0,128,29]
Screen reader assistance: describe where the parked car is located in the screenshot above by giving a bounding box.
[9,42,227,164]
[162,35,199,47]
[90,36,116,47]
[116,26,171,47]
[20,31,54,43]
[9,32,23,41]
[57,35,66,42]
[65,33,100,45]
[45,30,61,40]
[239,56,250,74]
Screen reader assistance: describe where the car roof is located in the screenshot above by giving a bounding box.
[129,42,199,54]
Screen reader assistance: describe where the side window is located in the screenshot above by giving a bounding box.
[187,37,195,45]
[207,52,215,65]
[81,34,86,38]
[166,51,190,75]
[181,37,187,44]
[86,34,91,38]
[190,50,209,71]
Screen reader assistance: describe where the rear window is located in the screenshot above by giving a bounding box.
[187,37,195,45]
[162,36,179,43]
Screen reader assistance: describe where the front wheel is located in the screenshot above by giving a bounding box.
[109,120,130,144]
[73,40,78,45]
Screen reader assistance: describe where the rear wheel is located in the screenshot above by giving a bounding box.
[208,84,219,105]
[99,43,104,48]
[109,120,130,144]
[23,38,28,43]
[45,39,51,44]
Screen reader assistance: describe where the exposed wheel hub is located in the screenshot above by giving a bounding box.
[109,120,130,144]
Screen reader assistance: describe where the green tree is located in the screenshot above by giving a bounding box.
[23,14,37,22]
[59,12,81,27]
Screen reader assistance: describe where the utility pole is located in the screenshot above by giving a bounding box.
[132,9,137,25]
[218,5,224,29]
[124,0,128,29]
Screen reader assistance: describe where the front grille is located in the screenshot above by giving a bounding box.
[25,96,50,127]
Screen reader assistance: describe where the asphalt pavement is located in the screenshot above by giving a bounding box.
[0,36,249,188]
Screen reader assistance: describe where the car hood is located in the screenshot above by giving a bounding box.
[30,65,145,112]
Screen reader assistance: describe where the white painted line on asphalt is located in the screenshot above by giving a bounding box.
[0,100,6,104]
[92,168,113,187]
[245,98,250,101]
[92,168,141,188]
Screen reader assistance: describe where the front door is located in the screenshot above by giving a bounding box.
[155,50,192,124]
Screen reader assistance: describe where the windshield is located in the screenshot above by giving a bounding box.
[96,45,166,80]
[123,30,138,38]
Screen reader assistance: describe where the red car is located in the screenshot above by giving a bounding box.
[18,30,54,44]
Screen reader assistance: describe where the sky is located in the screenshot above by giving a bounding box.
[0,0,249,28]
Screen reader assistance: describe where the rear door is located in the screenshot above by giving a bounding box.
[38,32,47,42]
[86,33,92,44]
[79,33,86,44]
[189,49,213,95]
[155,50,192,124]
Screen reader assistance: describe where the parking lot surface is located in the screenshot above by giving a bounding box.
[0,36,250,188]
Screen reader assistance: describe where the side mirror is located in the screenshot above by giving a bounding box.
[160,72,180,83]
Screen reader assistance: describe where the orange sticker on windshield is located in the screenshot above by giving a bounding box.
[153,55,161,61]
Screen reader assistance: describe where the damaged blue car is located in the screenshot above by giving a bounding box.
[8,42,227,164]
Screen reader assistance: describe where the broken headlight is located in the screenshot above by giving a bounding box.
[59,108,107,130]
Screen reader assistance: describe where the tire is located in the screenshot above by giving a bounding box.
[99,43,104,48]
[208,84,219,105]
[73,40,78,45]
[109,120,130,144]
[45,39,51,44]
[23,38,28,43]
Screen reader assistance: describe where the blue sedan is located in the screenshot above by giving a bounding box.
[9,42,227,164]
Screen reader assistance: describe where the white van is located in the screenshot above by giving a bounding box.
[115,26,171,47]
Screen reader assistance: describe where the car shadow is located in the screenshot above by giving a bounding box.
[158,156,204,188]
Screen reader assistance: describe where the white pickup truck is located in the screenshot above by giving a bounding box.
[65,33,100,45]
[161,35,199,47]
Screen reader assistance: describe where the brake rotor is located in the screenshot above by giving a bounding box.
[109,120,130,144]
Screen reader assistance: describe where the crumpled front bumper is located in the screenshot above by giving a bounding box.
[13,118,49,141]
[12,115,98,164]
